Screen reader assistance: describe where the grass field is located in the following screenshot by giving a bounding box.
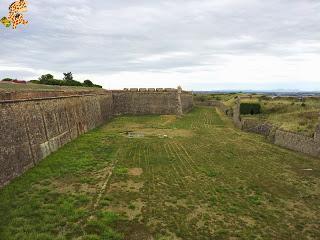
[0,107,319,240]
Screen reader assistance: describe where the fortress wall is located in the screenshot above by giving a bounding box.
[112,90,180,115]
[274,130,320,157]
[0,90,106,101]
[0,89,194,187]
[181,92,194,113]
[240,119,320,157]
[241,119,274,137]
[0,93,113,187]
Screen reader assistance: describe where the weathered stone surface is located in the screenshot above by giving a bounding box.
[274,130,320,157]
[233,98,242,129]
[241,119,274,137]
[314,124,320,142]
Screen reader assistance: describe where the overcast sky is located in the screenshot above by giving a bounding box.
[1,0,320,90]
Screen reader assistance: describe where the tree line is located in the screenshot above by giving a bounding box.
[2,72,102,88]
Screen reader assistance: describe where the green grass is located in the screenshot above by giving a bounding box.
[0,82,102,92]
[241,97,320,136]
[0,107,319,239]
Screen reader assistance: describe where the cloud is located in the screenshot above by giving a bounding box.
[0,0,319,90]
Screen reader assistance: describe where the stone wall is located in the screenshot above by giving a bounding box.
[232,98,242,129]
[112,88,193,116]
[241,119,274,137]
[180,92,194,113]
[0,88,194,187]
[274,130,320,157]
[0,94,113,187]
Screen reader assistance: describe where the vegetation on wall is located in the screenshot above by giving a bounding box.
[240,103,261,115]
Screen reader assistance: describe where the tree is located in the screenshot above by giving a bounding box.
[38,74,54,83]
[63,72,73,81]
[1,78,13,81]
[83,80,94,87]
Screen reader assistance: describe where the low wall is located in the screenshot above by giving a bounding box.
[274,130,320,157]
[0,88,194,187]
[215,98,320,158]
[241,119,274,137]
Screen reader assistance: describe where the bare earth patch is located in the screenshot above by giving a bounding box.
[109,180,144,193]
[129,168,143,176]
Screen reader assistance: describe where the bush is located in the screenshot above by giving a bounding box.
[240,103,261,115]
[36,73,102,88]
[1,78,13,81]
[83,80,94,87]
[29,80,40,84]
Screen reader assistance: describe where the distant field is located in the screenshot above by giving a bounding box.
[0,107,319,240]
[0,82,102,92]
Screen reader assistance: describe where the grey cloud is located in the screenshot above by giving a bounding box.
[0,0,319,88]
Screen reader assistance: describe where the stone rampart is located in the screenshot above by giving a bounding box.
[274,130,320,157]
[0,88,193,187]
[0,93,113,187]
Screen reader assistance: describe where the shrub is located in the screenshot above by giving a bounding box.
[29,80,40,84]
[63,72,73,81]
[1,78,13,81]
[83,80,94,87]
[240,103,261,115]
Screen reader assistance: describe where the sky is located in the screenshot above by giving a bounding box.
[1,0,320,91]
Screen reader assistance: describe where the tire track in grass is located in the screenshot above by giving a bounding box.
[143,143,153,218]
[166,143,191,187]
[172,141,209,199]
[163,144,187,191]
[86,148,121,220]
[169,142,194,176]
[148,144,158,217]
[173,141,201,173]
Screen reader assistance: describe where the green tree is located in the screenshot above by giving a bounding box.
[39,74,54,83]
[63,72,73,81]
[83,80,94,87]
[1,78,13,81]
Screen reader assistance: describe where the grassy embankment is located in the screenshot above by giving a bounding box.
[0,107,319,239]
[240,97,320,136]
[0,82,104,92]
[194,93,320,136]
